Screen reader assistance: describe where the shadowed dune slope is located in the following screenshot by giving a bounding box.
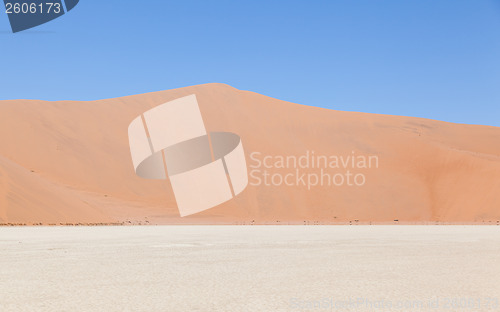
[0,83,499,224]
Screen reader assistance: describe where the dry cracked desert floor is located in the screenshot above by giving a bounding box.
[0,225,499,312]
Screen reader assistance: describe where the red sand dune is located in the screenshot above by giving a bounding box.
[0,83,499,224]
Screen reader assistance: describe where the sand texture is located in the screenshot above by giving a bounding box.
[0,83,500,224]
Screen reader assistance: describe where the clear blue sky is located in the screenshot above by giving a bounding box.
[1,0,499,126]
